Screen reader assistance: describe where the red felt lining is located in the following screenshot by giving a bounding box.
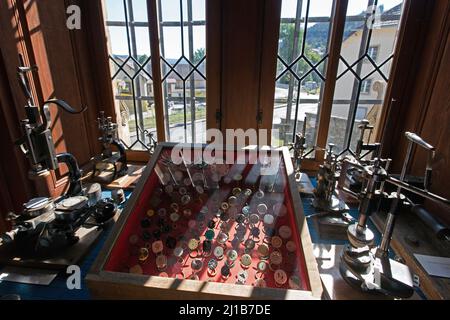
[104,147,311,292]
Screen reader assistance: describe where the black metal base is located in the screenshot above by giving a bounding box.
[339,250,414,299]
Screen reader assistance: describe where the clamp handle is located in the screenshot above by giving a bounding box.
[405,132,435,151]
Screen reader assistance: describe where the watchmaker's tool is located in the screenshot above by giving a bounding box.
[146,130,158,156]
[339,132,450,298]
[338,119,382,195]
[312,143,349,213]
[0,59,117,266]
[288,117,315,195]
[15,58,86,197]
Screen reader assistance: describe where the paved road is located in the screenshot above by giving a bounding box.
[127,89,320,147]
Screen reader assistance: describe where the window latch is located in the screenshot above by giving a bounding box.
[256,110,263,124]
[216,110,222,123]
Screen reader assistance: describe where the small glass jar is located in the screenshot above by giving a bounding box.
[216,231,229,245]
[271,236,283,249]
[181,194,191,205]
[207,258,218,276]
[240,254,252,269]
[289,275,302,290]
[151,240,164,255]
[254,278,267,288]
[232,187,242,197]
[138,247,149,262]
[244,238,256,251]
[221,265,231,280]
[286,240,297,253]
[226,249,238,267]
[263,214,275,226]
[255,189,265,200]
[257,244,269,259]
[129,264,143,274]
[170,212,180,223]
[173,246,184,263]
[156,254,167,271]
[279,225,292,239]
[270,250,283,266]
[274,269,288,287]
[236,270,248,284]
[256,203,268,215]
[191,259,203,273]
[249,214,260,225]
[213,246,224,260]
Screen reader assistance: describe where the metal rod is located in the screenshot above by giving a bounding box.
[379,139,413,253]
[386,177,450,206]
[344,0,377,150]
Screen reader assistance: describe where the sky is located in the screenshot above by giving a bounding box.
[104,0,402,59]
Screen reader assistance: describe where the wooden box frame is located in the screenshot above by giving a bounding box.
[86,143,322,300]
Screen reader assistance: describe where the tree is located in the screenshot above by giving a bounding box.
[138,54,149,65]
[193,48,206,65]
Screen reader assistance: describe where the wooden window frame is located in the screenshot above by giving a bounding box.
[102,0,208,152]
[107,0,415,169]
[286,0,411,171]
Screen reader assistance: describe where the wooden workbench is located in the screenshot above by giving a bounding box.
[314,243,422,300]
[371,211,450,300]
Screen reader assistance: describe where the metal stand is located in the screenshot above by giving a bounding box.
[339,132,450,298]
[312,143,349,213]
[289,118,315,195]
[93,111,128,182]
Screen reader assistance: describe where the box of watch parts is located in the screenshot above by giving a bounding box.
[86,143,322,299]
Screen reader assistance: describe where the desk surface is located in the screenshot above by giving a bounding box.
[0,184,427,300]
[0,191,131,300]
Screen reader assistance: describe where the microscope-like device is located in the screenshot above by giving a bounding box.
[289,118,314,194]
[0,60,117,257]
[339,119,382,194]
[146,130,158,156]
[340,132,450,298]
[92,111,128,183]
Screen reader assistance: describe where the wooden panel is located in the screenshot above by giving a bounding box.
[382,1,450,225]
[315,0,348,160]
[376,0,433,144]
[0,0,118,206]
[80,0,117,124]
[409,24,450,225]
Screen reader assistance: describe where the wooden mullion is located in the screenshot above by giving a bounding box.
[206,0,222,134]
[375,0,413,144]
[315,0,348,161]
[258,0,282,145]
[147,0,166,142]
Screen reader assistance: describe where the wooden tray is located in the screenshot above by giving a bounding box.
[86,143,322,300]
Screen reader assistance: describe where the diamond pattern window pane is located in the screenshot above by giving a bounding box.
[328,0,404,156]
